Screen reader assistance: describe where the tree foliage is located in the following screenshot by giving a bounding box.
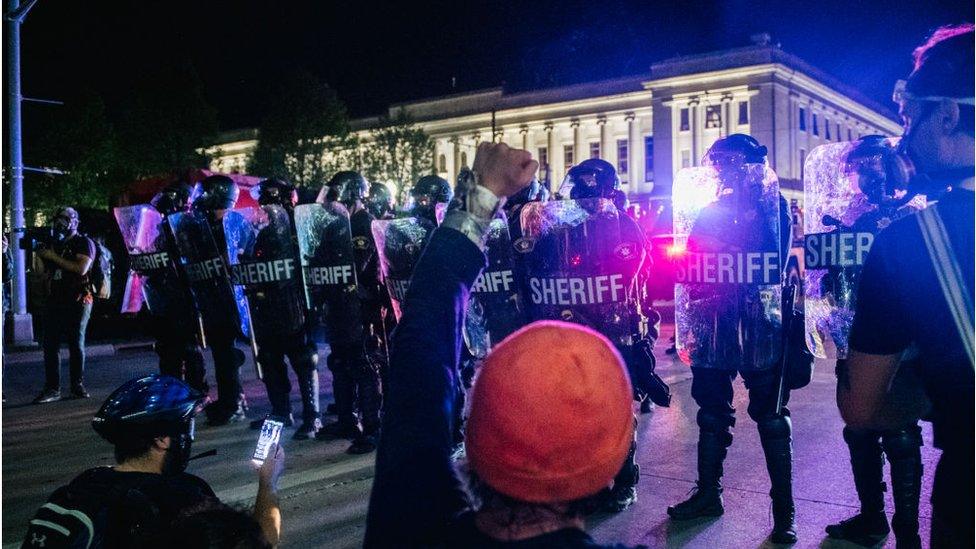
[248,69,350,187]
[359,110,434,199]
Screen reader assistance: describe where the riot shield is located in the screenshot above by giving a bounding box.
[515,198,642,346]
[223,205,306,347]
[464,213,526,358]
[294,202,362,344]
[802,141,925,359]
[371,217,436,320]
[114,205,192,317]
[168,210,248,338]
[673,164,783,370]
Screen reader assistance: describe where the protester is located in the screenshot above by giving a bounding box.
[838,23,975,549]
[21,374,284,548]
[365,142,645,548]
[32,207,96,404]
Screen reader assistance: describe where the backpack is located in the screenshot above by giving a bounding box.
[87,236,113,300]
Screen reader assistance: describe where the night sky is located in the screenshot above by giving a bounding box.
[19,0,975,131]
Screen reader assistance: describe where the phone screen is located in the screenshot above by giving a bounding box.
[252,419,284,465]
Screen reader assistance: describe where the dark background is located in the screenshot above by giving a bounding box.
[19,0,976,130]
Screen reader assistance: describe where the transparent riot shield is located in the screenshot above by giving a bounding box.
[114,204,198,317]
[168,210,248,338]
[371,216,436,320]
[223,206,306,346]
[803,141,926,359]
[515,198,642,346]
[463,213,526,358]
[673,164,783,370]
[294,202,362,345]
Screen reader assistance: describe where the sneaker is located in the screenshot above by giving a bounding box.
[347,433,378,454]
[825,512,890,546]
[667,484,724,520]
[315,421,362,441]
[293,418,323,440]
[249,414,295,430]
[70,384,90,399]
[640,396,653,414]
[32,388,61,404]
[601,484,638,512]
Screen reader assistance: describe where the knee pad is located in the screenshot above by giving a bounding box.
[757,415,792,440]
[697,408,735,434]
[881,425,923,460]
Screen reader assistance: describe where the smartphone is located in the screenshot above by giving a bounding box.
[252,419,284,465]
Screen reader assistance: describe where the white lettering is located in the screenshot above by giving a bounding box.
[527,275,630,305]
[676,252,781,284]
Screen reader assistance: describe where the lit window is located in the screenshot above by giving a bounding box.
[799,107,807,131]
[564,145,574,171]
[738,101,749,125]
[680,108,690,132]
[705,105,722,129]
[644,136,654,182]
[590,142,600,159]
[799,148,806,180]
[681,149,691,169]
[617,139,629,174]
[461,152,468,168]
[438,154,447,173]
[812,114,819,136]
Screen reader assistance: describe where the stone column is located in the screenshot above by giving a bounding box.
[452,137,461,182]
[688,99,700,165]
[597,116,607,160]
[571,119,582,165]
[545,122,554,190]
[520,125,529,150]
[626,112,638,188]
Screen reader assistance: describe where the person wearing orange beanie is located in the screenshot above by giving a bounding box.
[364,142,647,548]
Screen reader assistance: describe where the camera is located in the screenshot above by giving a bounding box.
[18,227,58,252]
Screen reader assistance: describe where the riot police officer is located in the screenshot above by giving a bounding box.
[667,134,797,544]
[409,174,453,225]
[366,182,395,220]
[146,183,209,395]
[246,178,323,440]
[187,175,248,425]
[818,137,925,547]
[314,172,385,454]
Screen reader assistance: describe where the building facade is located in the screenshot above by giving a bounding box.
[209,43,901,205]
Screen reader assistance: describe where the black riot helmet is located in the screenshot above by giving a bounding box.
[92,375,207,474]
[410,175,453,205]
[366,182,394,218]
[703,134,768,167]
[191,175,239,212]
[843,135,907,207]
[561,158,621,200]
[252,178,298,210]
[152,182,193,216]
[335,172,368,207]
[321,171,363,204]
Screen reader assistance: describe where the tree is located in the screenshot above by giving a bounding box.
[248,70,350,187]
[21,88,122,220]
[359,110,434,199]
[115,63,219,179]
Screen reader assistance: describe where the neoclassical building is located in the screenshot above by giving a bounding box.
[209,40,901,205]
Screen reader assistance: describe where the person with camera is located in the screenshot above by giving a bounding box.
[838,24,974,549]
[22,374,284,548]
[32,207,96,404]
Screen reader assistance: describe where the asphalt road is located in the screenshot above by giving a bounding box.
[2,327,937,548]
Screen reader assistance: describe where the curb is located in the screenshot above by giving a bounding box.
[2,341,154,365]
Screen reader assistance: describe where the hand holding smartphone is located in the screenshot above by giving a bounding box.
[252,419,284,465]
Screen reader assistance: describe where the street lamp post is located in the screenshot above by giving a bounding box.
[5,0,39,345]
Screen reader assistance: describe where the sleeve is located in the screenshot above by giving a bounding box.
[364,226,487,548]
[848,228,912,355]
[21,487,97,549]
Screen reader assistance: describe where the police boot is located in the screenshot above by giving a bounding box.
[294,369,322,440]
[602,438,639,512]
[882,426,923,549]
[825,427,890,545]
[668,426,731,520]
[317,363,361,440]
[758,415,797,544]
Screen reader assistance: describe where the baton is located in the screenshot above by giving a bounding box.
[245,302,264,380]
[775,282,797,416]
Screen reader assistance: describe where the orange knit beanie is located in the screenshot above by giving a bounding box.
[465,320,634,503]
